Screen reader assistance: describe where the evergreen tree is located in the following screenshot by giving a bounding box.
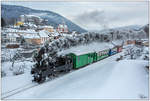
[1,18,6,28]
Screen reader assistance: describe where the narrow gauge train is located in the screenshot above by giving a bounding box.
[31,46,122,83]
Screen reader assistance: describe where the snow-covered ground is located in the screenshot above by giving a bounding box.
[2,50,149,99]
[1,42,149,99]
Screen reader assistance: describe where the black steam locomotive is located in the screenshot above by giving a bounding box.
[31,54,73,83]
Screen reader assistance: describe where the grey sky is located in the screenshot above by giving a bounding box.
[2,1,149,30]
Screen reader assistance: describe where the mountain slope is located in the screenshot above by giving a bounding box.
[1,4,87,33]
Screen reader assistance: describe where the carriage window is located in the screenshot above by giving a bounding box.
[78,57,80,61]
[99,52,101,56]
[101,52,102,56]
[101,52,103,56]
[106,51,108,54]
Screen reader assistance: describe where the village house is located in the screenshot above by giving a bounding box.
[1,31,20,44]
[24,33,41,45]
[141,39,149,47]
[37,25,54,33]
[125,40,136,45]
[143,41,149,47]
[57,23,68,33]
[38,30,50,44]
[4,28,37,35]
[19,15,43,25]
[22,30,51,45]
[43,26,54,33]
[1,32,21,48]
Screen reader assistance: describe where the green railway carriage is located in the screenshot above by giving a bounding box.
[68,52,97,69]
[96,49,109,61]
[67,49,110,69]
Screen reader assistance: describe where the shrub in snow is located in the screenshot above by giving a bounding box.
[12,62,25,75]
[116,55,123,61]
[139,94,147,99]
[143,55,149,61]
[1,71,6,77]
[9,66,13,71]
[145,66,149,69]
[1,49,17,62]
[13,65,25,75]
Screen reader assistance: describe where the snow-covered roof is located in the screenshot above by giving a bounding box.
[144,47,149,52]
[6,33,20,38]
[38,25,54,29]
[24,23,37,28]
[49,31,60,37]
[38,30,49,37]
[61,33,73,37]
[72,31,76,34]
[64,25,68,28]
[25,29,37,33]
[5,28,37,34]
[24,33,40,39]
[58,24,68,28]
[43,26,54,28]
[59,24,63,28]
[24,15,41,19]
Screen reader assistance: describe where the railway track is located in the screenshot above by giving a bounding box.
[1,83,38,99]
[1,70,74,99]
[2,50,123,99]
[1,52,121,99]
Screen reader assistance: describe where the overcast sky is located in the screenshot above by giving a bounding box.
[2,1,149,30]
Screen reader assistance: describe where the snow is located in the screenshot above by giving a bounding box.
[24,33,40,39]
[6,33,20,38]
[38,30,49,37]
[1,48,19,62]
[38,25,53,29]
[2,72,33,94]
[5,28,37,34]
[24,14,41,19]
[4,52,149,99]
[98,60,148,99]
[1,27,149,100]
[52,31,60,36]
[1,60,34,94]
[144,47,149,52]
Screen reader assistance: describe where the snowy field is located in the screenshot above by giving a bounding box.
[1,42,149,99]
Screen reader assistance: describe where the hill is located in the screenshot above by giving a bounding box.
[1,4,87,33]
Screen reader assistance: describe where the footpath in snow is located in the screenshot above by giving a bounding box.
[6,52,149,99]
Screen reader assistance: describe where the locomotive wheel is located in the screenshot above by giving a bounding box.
[33,73,46,83]
[65,68,71,73]
[48,74,52,78]
[38,76,46,83]
[52,73,59,77]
